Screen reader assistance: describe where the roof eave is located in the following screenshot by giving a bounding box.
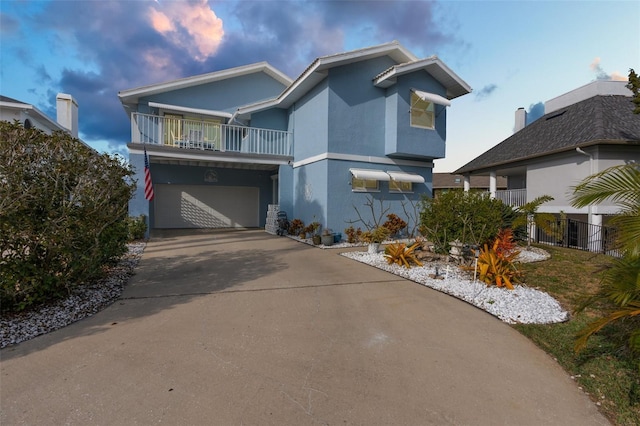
[373,57,472,99]
[454,139,638,175]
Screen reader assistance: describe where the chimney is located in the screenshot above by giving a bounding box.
[514,107,527,132]
[56,93,78,138]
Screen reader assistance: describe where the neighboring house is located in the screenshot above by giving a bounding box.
[432,173,506,198]
[455,80,640,250]
[0,93,80,138]
[120,41,471,234]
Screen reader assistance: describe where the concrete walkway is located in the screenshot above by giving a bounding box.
[1,230,609,425]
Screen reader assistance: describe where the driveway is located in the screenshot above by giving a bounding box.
[1,230,609,425]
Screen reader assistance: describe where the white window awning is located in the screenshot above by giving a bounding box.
[349,168,391,181]
[148,101,232,119]
[412,89,451,107]
[387,171,425,183]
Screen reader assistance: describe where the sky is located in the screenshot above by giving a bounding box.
[0,0,638,172]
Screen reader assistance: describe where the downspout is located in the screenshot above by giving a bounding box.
[575,147,593,222]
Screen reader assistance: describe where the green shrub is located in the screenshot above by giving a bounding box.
[419,190,506,254]
[0,121,135,312]
[127,215,148,241]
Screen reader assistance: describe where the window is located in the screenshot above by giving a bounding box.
[352,176,379,192]
[349,168,389,192]
[389,179,413,192]
[410,91,435,129]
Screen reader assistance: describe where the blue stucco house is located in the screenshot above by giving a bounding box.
[119,41,471,235]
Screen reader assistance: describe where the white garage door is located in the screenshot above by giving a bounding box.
[154,184,259,229]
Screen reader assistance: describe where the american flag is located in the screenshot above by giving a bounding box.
[144,146,154,201]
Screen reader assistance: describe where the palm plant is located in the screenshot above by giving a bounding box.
[570,163,640,358]
[511,195,555,247]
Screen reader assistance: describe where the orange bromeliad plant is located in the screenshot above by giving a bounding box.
[384,242,423,268]
[477,231,521,289]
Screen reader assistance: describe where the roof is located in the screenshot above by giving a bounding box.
[454,95,640,174]
[0,95,27,104]
[235,41,470,119]
[373,57,471,99]
[117,62,293,107]
[432,173,507,189]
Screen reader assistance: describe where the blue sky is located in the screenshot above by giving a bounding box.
[1,0,637,172]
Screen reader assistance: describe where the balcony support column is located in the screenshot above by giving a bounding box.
[489,171,497,199]
[463,175,470,192]
[588,213,603,253]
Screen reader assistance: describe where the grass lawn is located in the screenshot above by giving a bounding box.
[514,244,640,425]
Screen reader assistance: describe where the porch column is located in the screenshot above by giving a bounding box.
[588,214,603,253]
[463,175,470,192]
[489,171,497,199]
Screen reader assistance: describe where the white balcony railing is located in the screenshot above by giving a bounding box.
[130,112,293,156]
[495,188,527,207]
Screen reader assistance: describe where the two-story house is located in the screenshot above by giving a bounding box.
[455,80,640,251]
[120,41,471,234]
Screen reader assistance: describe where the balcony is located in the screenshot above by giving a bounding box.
[130,112,293,157]
[495,188,527,207]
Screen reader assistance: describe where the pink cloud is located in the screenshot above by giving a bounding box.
[149,0,224,62]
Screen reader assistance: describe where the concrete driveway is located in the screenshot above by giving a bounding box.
[1,230,609,425]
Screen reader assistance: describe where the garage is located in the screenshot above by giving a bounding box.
[154,184,260,229]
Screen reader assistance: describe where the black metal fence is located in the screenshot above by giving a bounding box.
[535,218,620,256]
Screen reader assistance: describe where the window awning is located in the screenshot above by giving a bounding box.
[412,90,451,107]
[386,171,425,183]
[148,102,232,119]
[349,168,391,181]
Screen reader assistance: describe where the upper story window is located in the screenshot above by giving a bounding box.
[410,91,435,129]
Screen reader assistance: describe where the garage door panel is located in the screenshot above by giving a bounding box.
[155,185,259,229]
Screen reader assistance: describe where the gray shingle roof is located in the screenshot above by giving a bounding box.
[454,95,640,174]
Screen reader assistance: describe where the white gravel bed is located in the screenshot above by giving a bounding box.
[1,242,146,349]
[341,247,568,325]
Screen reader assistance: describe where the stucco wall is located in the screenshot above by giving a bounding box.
[326,57,394,157]
[526,145,638,215]
[291,80,329,159]
[291,159,432,237]
[390,73,447,159]
[139,72,287,114]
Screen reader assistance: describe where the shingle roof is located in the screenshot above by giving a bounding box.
[454,95,640,174]
[432,173,507,189]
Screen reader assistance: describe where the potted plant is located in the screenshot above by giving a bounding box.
[321,228,334,246]
[359,226,390,254]
[310,221,321,245]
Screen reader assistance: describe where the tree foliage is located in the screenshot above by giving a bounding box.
[419,190,509,253]
[0,121,136,312]
[628,68,640,115]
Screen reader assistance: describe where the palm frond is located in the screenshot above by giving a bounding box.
[570,164,640,209]
[575,301,640,353]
